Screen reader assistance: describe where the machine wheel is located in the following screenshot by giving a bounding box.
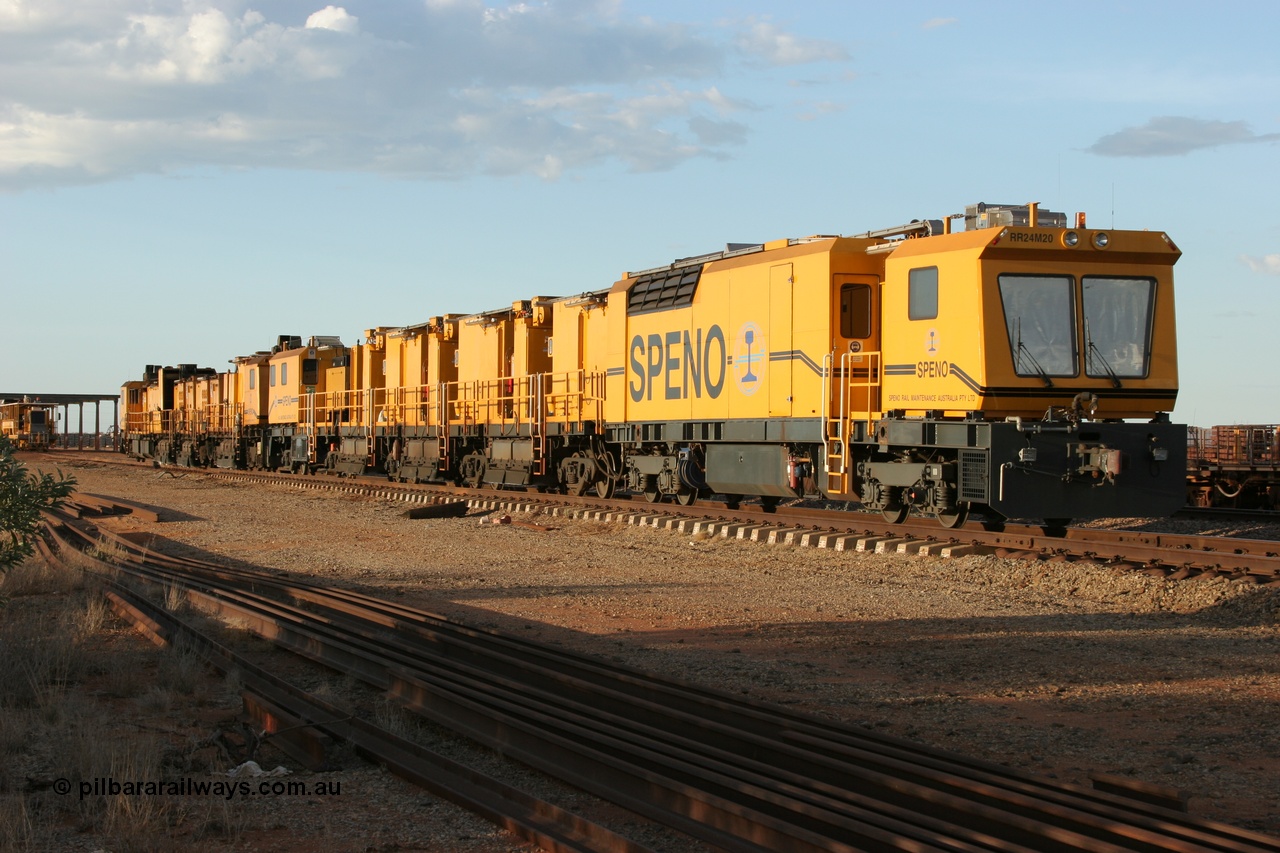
[1042,518,1072,537]
[760,496,780,514]
[675,487,697,506]
[937,503,969,529]
[560,451,589,496]
[461,452,487,489]
[723,494,742,510]
[593,477,615,499]
[642,476,662,503]
[882,503,908,524]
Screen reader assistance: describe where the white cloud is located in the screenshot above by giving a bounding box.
[796,100,847,122]
[689,114,747,147]
[305,6,358,34]
[0,104,261,182]
[922,18,957,29]
[1241,254,1280,275]
[1088,116,1280,157]
[734,20,847,67]
[0,0,93,31]
[111,9,243,83]
[0,1,837,189]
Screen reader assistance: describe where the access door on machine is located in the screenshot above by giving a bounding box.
[769,263,793,419]
[834,274,881,416]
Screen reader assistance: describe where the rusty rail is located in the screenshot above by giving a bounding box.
[37,518,656,853]
[47,454,1280,580]
[40,506,1280,853]
[193,468,1280,581]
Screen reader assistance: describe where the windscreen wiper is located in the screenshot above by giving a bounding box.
[1014,319,1054,388]
[1084,318,1122,389]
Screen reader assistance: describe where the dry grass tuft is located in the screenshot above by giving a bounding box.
[59,726,182,852]
[156,641,205,696]
[136,685,174,714]
[88,539,132,566]
[73,594,109,642]
[373,698,421,740]
[0,792,35,851]
[0,609,80,709]
[0,557,83,598]
[190,797,255,847]
[1,557,256,851]
[163,582,190,614]
[0,709,30,758]
[311,673,359,700]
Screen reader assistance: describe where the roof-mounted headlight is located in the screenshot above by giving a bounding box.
[1092,232,1110,249]
[1062,231,1080,248]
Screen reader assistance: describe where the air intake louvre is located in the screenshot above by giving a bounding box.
[958,449,990,503]
[626,266,702,315]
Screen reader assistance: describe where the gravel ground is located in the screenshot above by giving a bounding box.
[11,453,1280,850]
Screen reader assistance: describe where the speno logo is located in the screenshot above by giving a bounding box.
[628,325,726,402]
[732,322,765,396]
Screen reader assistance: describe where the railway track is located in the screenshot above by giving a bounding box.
[32,452,1280,582]
[40,497,1280,852]
[177,466,1280,584]
[1176,505,1280,524]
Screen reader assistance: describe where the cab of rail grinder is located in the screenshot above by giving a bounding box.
[853,202,1184,523]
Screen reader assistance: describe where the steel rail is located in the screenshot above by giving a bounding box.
[40,450,1280,527]
[186,469,1280,580]
[48,516,901,852]
[77,517,1269,850]
[47,514,956,852]
[47,499,1280,850]
[48,455,1280,577]
[268,581,1280,853]
[1176,506,1280,523]
[34,527,656,853]
[41,504,1189,828]
[42,504,1280,853]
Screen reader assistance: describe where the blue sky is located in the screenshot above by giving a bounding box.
[2,0,1277,427]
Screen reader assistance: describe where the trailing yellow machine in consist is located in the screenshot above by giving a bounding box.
[122,335,350,472]
[248,333,348,472]
[380,315,461,481]
[118,201,1185,526]
[120,364,218,463]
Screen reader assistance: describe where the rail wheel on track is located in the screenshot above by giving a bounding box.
[882,503,908,524]
[938,503,969,529]
[641,475,662,503]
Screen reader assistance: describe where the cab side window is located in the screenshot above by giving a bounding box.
[909,267,939,320]
[840,283,872,338]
